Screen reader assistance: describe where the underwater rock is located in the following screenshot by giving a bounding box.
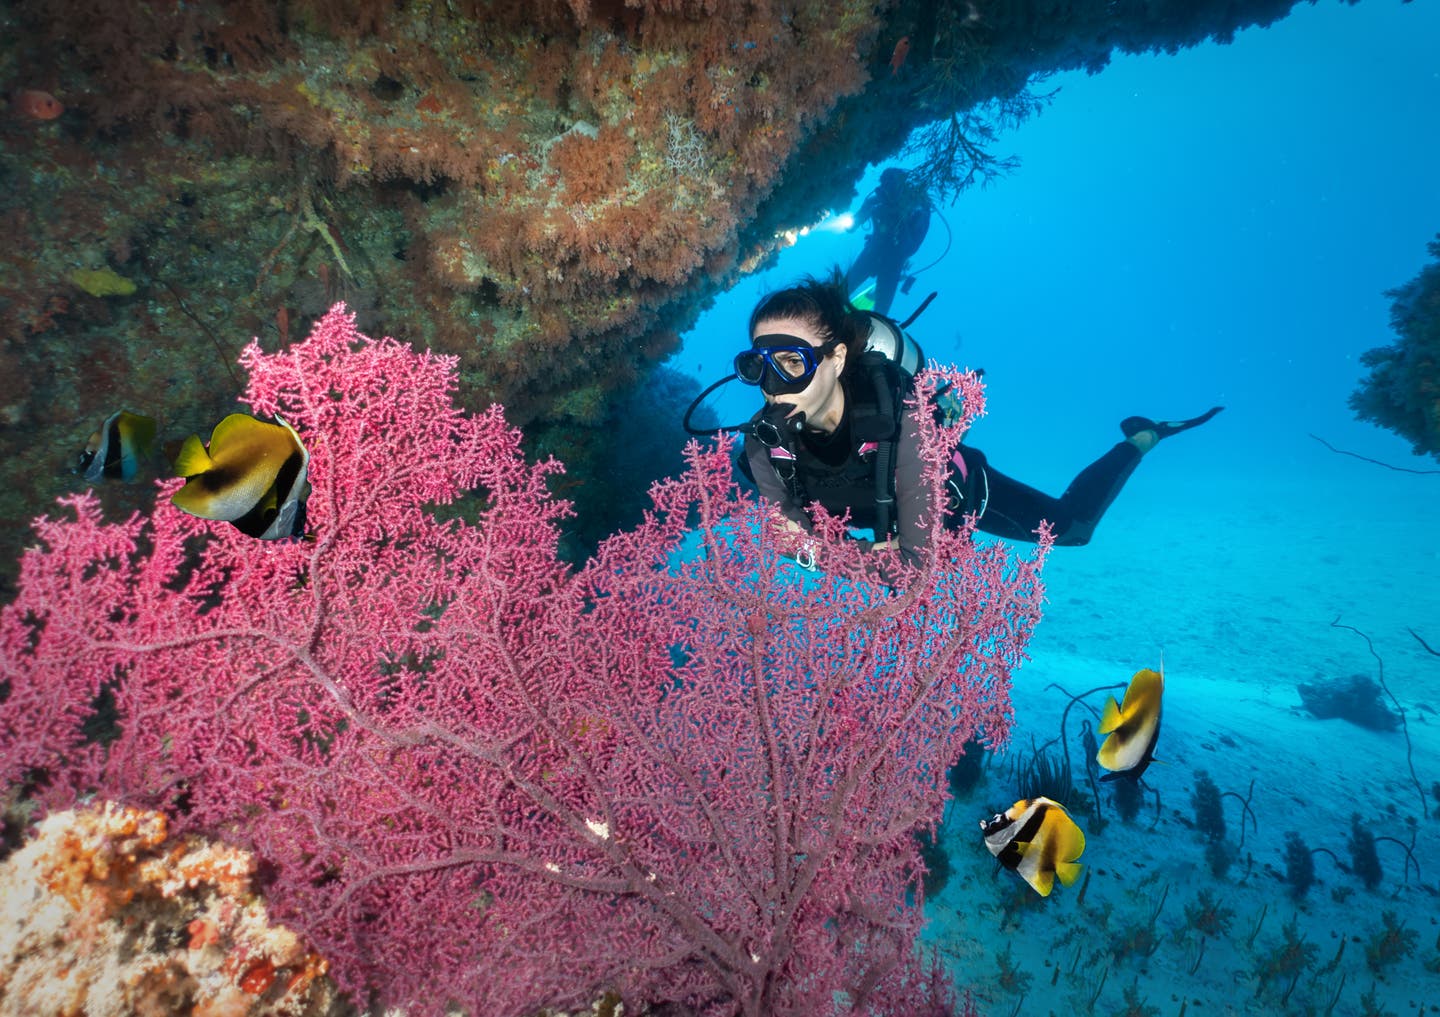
[1296,672,1401,731]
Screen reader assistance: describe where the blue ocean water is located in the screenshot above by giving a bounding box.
[678,1,1440,1011]
[681,2,1439,481]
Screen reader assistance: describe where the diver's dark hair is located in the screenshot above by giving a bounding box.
[747,269,869,376]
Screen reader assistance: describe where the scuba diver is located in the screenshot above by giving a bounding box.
[685,273,1222,567]
[846,168,934,315]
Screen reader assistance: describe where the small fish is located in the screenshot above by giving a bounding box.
[171,413,310,540]
[1096,666,1165,782]
[889,36,911,76]
[78,411,157,482]
[980,796,1086,897]
[14,89,64,121]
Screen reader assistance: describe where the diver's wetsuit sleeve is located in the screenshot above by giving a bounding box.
[891,409,945,567]
[742,434,814,532]
[854,193,878,230]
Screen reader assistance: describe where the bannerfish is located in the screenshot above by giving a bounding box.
[171,413,310,540]
[980,796,1085,897]
[78,410,157,482]
[1096,666,1165,782]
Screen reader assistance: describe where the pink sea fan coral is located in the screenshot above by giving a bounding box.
[0,306,1046,1015]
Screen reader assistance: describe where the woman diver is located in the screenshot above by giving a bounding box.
[718,274,1222,566]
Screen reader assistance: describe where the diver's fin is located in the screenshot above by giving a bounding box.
[1121,406,1224,441]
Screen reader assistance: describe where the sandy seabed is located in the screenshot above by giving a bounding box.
[921,446,1440,1016]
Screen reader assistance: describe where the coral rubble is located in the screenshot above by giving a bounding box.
[0,802,342,1017]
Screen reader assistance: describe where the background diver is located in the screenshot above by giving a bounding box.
[846,168,935,316]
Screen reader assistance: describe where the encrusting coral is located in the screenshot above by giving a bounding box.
[0,802,341,1017]
[2,0,886,407]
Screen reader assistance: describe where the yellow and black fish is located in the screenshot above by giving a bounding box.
[980,796,1086,897]
[78,410,157,482]
[171,413,310,540]
[1096,666,1165,782]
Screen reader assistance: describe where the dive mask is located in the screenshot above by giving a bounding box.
[733,333,843,395]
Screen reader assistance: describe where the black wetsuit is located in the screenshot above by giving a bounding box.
[742,374,1143,560]
[950,442,1141,546]
[847,183,931,316]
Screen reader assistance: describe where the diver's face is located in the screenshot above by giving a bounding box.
[752,316,847,430]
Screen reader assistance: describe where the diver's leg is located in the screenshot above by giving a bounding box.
[968,459,1074,545]
[846,245,880,293]
[973,408,1222,546]
[1062,408,1224,533]
[972,443,1141,546]
[873,265,900,315]
[1046,442,1145,546]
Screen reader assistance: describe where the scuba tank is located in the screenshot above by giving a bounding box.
[861,310,925,376]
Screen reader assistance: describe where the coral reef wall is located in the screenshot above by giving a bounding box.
[1351,233,1440,460]
[1,0,1309,580]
